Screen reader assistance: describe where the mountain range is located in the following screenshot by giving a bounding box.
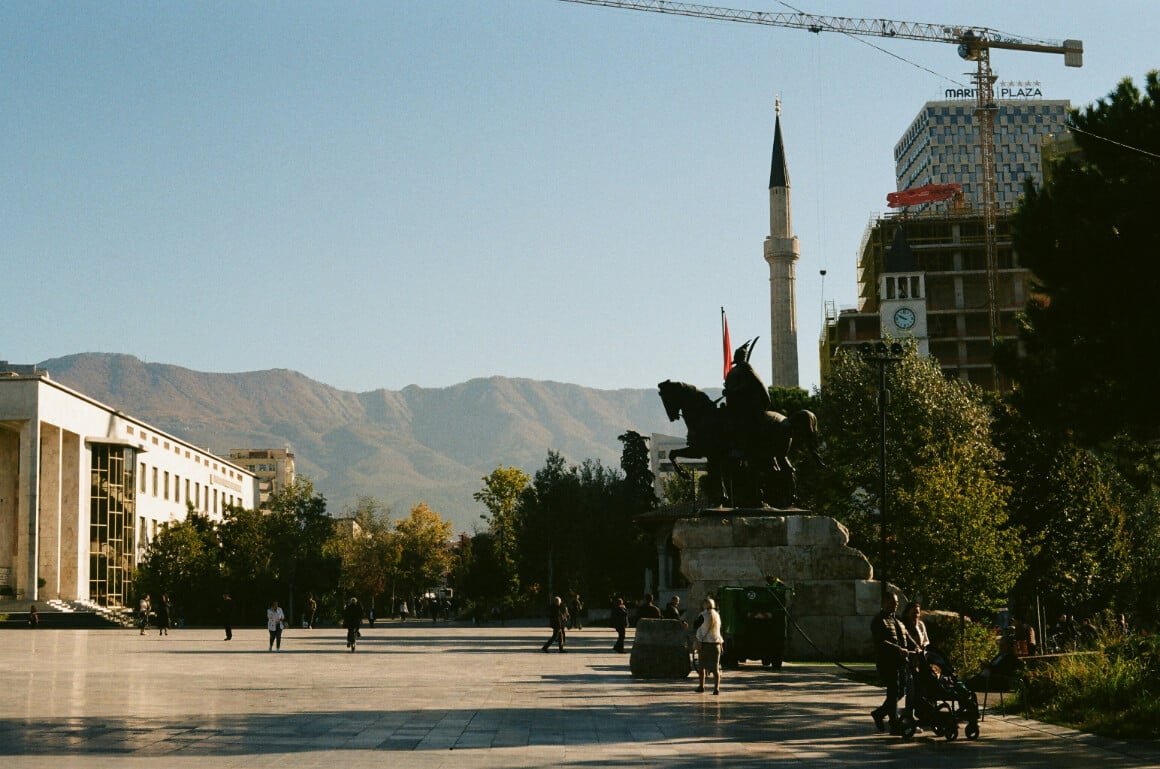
[40,353,680,532]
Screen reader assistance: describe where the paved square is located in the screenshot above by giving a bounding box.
[2,622,1157,768]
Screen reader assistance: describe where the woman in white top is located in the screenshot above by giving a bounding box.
[695,597,724,695]
[267,600,286,651]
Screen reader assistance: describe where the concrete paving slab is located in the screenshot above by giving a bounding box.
[0,622,1157,768]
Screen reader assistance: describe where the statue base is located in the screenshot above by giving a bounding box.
[672,509,882,661]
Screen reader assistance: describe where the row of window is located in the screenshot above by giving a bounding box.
[124,425,247,483]
[137,462,240,514]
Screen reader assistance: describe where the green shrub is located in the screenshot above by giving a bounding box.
[923,612,996,678]
[1015,620,1160,739]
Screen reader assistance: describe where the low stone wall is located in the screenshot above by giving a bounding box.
[672,513,881,661]
[629,618,692,678]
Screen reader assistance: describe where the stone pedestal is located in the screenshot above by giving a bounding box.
[629,618,692,678]
[672,512,881,661]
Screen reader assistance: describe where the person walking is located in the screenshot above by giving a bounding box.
[28,604,39,628]
[267,599,286,652]
[695,597,724,695]
[222,593,234,641]
[343,597,364,652]
[305,593,318,629]
[157,594,172,636]
[569,594,584,630]
[138,594,151,635]
[611,598,629,653]
[870,591,914,734]
[399,600,409,622]
[541,596,567,653]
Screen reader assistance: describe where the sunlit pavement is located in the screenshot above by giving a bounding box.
[2,622,1158,768]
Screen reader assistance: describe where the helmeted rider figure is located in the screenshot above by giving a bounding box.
[721,339,773,504]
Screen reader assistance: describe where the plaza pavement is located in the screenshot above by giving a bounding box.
[2,621,1158,769]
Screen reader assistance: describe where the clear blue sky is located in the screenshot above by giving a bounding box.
[3,1,1154,394]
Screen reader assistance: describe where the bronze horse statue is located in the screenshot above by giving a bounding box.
[657,379,824,508]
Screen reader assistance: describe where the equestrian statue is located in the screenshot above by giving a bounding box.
[658,339,824,509]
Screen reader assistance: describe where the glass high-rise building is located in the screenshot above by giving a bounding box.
[893,97,1070,209]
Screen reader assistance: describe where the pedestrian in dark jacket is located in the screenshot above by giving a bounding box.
[870,591,916,734]
[541,596,567,652]
[611,598,629,652]
[344,598,364,652]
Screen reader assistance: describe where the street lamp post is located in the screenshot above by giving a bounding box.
[859,341,904,597]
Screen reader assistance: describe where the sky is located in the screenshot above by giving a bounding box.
[3,1,1155,395]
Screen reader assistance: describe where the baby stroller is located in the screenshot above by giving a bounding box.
[901,647,981,741]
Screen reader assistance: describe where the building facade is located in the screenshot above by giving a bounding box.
[823,210,1025,389]
[229,448,296,508]
[821,95,1070,389]
[894,95,1070,210]
[0,365,258,606]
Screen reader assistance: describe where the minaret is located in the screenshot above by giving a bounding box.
[764,100,800,387]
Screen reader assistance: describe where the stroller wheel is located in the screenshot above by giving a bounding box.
[945,723,959,741]
[965,721,980,740]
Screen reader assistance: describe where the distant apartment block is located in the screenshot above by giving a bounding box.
[228,448,296,508]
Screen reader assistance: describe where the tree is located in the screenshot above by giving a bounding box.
[1005,71,1160,445]
[617,430,658,513]
[328,497,398,612]
[264,477,340,623]
[135,508,220,623]
[474,465,530,601]
[994,404,1133,621]
[393,502,454,597]
[811,346,1019,616]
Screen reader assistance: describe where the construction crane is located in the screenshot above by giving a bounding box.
[558,0,1083,347]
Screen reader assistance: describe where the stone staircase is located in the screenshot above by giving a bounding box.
[0,598,135,629]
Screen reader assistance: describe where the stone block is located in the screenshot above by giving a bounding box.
[808,547,873,581]
[785,614,843,659]
[842,615,877,658]
[672,518,736,549]
[730,516,788,547]
[855,580,885,616]
[751,548,810,582]
[680,549,761,581]
[790,580,857,617]
[786,515,850,547]
[630,618,691,678]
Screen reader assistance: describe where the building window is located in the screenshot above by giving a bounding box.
[140,463,147,493]
[185,478,190,505]
[89,444,136,608]
[164,471,170,500]
[152,467,159,497]
[174,475,180,504]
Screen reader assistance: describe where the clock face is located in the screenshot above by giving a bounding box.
[893,307,916,330]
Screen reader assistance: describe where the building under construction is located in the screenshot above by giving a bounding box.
[821,95,1072,390]
[821,208,1025,389]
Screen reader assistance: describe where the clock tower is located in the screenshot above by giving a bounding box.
[879,227,929,354]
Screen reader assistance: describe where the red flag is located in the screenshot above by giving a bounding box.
[722,307,733,380]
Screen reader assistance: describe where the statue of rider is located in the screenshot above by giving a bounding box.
[723,339,771,458]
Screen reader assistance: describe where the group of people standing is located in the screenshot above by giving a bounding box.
[136,593,173,635]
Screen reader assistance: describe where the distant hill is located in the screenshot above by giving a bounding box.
[40,353,679,532]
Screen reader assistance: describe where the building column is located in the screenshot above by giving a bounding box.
[37,424,62,600]
[16,419,39,601]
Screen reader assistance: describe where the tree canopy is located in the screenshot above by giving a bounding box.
[1006,71,1160,444]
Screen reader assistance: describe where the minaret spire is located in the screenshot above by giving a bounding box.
[764,100,800,388]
